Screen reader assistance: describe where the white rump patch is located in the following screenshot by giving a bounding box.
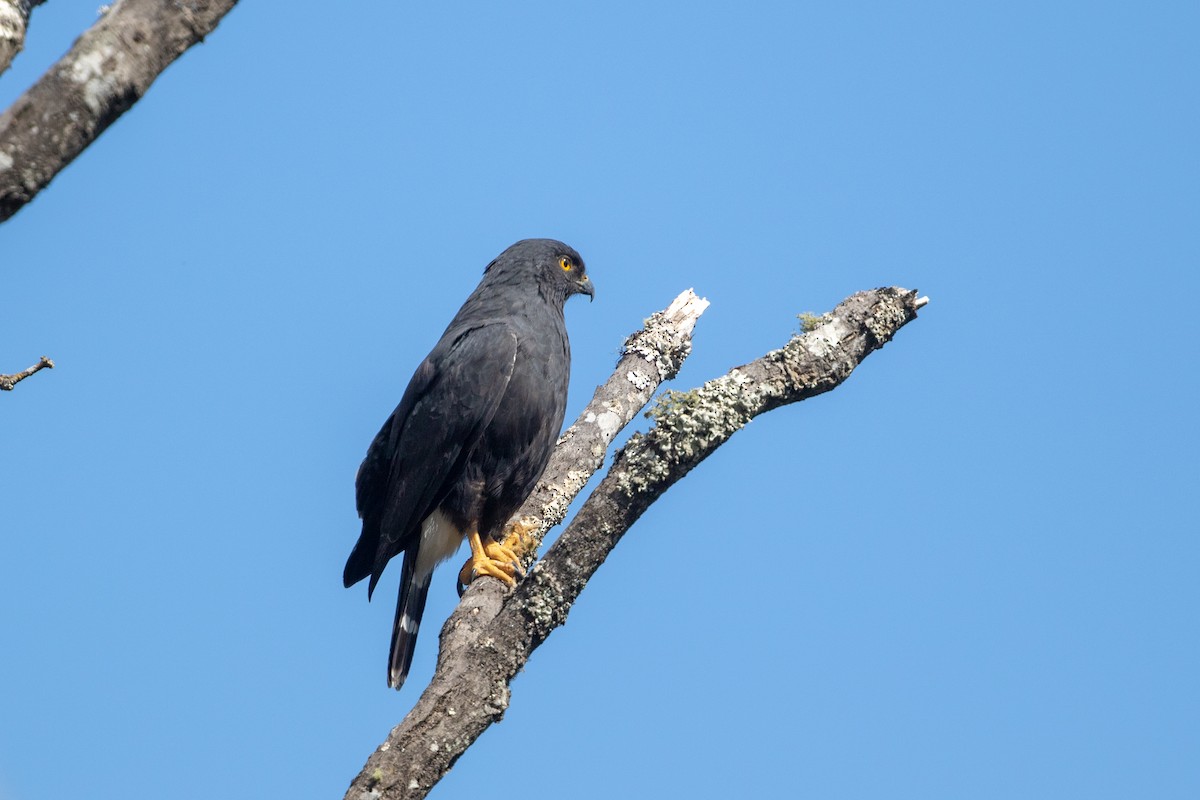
[414,508,464,579]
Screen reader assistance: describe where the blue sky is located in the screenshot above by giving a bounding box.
[2,2,1197,798]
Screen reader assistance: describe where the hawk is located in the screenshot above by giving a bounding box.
[344,239,593,689]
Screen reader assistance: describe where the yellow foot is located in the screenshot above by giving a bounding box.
[498,516,541,561]
[457,530,523,595]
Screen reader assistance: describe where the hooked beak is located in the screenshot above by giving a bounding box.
[577,275,594,302]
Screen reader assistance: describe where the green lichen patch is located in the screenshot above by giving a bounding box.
[797,311,828,333]
[616,377,761,497]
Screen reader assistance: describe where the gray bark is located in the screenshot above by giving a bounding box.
[0,353,52,390]
[0,0,44,77]
[344,286,925,800]
[0,0,239,223]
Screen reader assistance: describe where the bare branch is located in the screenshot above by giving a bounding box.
[344,287,924,800]
[0,353,53,390]
[500,288,710,568]
[0,0,46,77]
[0,0,239,223]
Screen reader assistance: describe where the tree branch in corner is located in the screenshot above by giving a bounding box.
[0,0,239,223]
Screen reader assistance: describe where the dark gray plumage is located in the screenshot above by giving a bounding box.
[344,239,593,689]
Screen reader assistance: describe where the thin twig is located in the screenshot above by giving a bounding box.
[0,354,54,390]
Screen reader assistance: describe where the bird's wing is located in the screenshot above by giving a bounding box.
[351,321,519,593]
[353,357,436,523]
[343,357,437,590]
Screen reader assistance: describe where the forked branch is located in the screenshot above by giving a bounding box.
[345,287,925,800]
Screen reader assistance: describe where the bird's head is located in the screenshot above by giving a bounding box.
[486,238,594,304]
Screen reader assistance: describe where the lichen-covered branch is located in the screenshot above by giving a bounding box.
[0,353,53,390]
[0,0,45,77]
[612,286,924,502]
[344,287,925,800]
[0,0,239,223]
[541,287,924,615]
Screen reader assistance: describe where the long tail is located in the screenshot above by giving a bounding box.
[388,550,431,690]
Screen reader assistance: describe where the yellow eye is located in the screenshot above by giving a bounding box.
[559,257,572,272]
